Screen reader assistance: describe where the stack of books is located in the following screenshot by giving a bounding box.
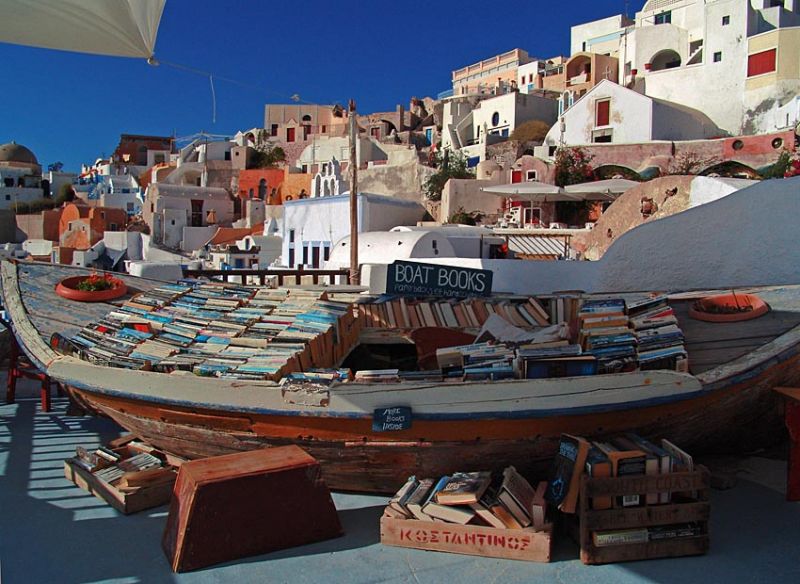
[628,296,687,372]
[353,369,401,383]
[434,342,516,381]
[386,468,548,530]
[577,299,637,374]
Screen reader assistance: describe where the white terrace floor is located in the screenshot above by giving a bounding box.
[1,377,800,584]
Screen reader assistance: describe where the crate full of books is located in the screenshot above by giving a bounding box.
[380,467,552,562]
[64,435,184,514]
[548,433,710,565]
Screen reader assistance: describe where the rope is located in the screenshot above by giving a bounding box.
[155,58,345,127]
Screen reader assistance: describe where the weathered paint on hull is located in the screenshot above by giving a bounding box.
[70,351,796,492]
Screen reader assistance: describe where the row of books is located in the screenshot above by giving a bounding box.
[359,296,551,330]
[386,467,548,531]
[65,281,362,382]
[546,433,696,516]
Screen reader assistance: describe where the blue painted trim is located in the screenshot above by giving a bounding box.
[587,30,624,46]
[65,374,709,422]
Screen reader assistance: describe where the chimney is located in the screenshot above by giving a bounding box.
[396,104,405,132]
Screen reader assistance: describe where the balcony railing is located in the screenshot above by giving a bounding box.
[181,267,353,286]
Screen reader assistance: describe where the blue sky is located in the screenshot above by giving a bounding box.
[0,0,632,172]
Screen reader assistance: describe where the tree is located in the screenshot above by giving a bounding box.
[423,150,474,201]
[667,151,721,175]
[761,150,800,179]
[56,183,76,204]
[251,128,287,168]
[553,146,595,186]
[510,120,550,144]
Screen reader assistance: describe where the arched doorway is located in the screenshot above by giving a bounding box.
[650,50,681,71]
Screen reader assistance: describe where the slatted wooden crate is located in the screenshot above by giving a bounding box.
[576,465,710,565]
[380,515,552,562]
[63,437,184,515]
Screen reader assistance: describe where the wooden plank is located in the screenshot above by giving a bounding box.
[581,536,709,565]
[773,386,800,401]
[581,502,709,531]
[380,516,551,562]
[582,468,709,498]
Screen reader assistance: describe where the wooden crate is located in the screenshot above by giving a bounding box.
[577,466,710,565]
[380,515,552,563]
[63,440,183,515]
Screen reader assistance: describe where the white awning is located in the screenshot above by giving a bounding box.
[481,183,582,202]
[0,0,166,59]
[564,178,640,198]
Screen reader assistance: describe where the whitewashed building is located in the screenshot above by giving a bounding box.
[441,91,558,165]
[326,226,508,270]
[540,79,723,147]
[0,142,47,209]
[142,184,234,250]
[282,193,426,269]
[74,174,142,215]
[571,0,800,135]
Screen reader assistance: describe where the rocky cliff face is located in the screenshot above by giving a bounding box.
[573,176,695,260]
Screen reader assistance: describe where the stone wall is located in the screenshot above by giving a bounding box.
[358,161,435,203]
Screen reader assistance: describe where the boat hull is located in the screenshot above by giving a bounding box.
[69,351,795,492]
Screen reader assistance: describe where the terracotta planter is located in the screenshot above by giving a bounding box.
[688,292,768,323]
[55,275,127,302]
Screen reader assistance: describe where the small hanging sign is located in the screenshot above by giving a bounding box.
[373,407,413,432]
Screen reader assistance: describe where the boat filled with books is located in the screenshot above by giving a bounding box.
[3,260,800,492]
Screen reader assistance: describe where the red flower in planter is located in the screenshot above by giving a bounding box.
[76,273,118,292]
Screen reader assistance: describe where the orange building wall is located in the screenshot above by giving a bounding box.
[279,173,312,201]
[58,203,128,249]
[238,169,286,202]
[238,169,313,203]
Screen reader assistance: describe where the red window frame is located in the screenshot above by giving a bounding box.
[596,99,610,127]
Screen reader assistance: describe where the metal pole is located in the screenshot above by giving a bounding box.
[348,99,360,285]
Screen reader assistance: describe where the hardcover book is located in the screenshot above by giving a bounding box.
[435,471,492,505]
[545,434,591,514]
[595,442,647,507]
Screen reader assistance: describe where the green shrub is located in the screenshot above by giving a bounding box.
[424,151,474,201]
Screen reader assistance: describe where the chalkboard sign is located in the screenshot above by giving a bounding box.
[386,261,493,298]
[373,407,413,432]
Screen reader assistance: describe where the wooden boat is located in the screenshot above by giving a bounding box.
[3,260,800,493]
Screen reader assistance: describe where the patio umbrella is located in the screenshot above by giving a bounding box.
[480,183,582,202]
[0,0,166,60]
[563,178,640,200]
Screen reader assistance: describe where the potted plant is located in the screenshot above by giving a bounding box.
[55,272,127,302]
